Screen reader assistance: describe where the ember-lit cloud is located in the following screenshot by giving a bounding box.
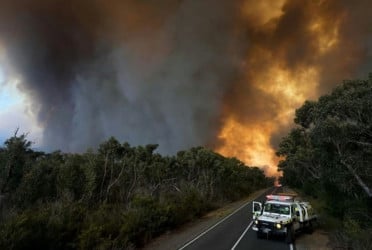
[0,0,371,176]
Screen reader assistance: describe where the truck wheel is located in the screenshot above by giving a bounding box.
[256,231,263,239]
[285,226,295,244]
[306,221,314,234]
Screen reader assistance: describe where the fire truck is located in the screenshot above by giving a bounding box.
[252,194,317,244]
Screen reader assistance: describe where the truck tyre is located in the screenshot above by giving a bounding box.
[256,231,263,239]
[306,221,314,234]
[285,225,295,244]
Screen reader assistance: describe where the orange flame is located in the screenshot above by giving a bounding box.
[217,67,319,176]
[217,118,279,176]
[216,0,342,176]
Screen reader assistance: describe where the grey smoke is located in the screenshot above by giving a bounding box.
[0,0,371,156]
[0,0,244,153]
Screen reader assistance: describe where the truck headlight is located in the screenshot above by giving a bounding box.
[276,223,282,229]
[255,220,259,225]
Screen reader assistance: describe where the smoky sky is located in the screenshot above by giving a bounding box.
[0,0,244,153]
[0,0,371,156]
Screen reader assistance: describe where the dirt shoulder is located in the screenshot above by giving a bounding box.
[295,229,331,250]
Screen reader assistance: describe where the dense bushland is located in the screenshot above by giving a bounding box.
[0,134,272,249]
[277,75,372,249]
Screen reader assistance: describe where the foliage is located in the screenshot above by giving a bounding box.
[0,130,41,195]
[277,75,372,247]
[0,202,85,250]
[0,134,271,249]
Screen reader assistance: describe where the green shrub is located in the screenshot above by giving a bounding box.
[0,202,85,250]
[79,204,124,250]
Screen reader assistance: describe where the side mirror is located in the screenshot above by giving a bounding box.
[296,211,300,217]
[253,203,261,212]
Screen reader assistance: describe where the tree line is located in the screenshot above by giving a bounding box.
[0,134,272,249]
[277,74,372,249]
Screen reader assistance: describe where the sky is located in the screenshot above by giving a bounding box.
[0,0,371,176]
[0,63,42,145]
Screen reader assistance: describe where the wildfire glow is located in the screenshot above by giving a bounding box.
[309,18,340,54]
[217,58,321,176]
[217,117,279,176]
[255,66,319,108]
[216,0,342,176]
[216,69,318,176]
[241,0,286,25]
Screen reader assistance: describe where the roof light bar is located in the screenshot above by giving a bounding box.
[266,194,295,202]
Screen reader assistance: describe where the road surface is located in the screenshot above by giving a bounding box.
[178,186,293,250]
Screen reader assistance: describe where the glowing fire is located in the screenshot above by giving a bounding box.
[217,0,342,176]
[217,118,279,176]
[217,67,319,176]
[309,17,340,55]
[241,0,286,25]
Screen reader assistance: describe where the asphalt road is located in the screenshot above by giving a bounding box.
[178,187,293,250]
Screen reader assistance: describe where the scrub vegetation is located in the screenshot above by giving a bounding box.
[0,133,272,249]
[278,74,372,249]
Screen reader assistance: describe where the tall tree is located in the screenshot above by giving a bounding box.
[0,130,35,195]
[278,75,372,200]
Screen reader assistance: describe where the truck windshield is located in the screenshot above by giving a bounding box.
[264,204,290,215]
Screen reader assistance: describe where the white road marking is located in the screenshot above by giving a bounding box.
[177,188,273,250]
[231,220,253,250]
[231,221,295,250]
[177,199,253,250]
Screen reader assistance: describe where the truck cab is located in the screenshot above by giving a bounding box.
[252,194,317,243]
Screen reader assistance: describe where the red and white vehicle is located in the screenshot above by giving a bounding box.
[252,194,317,244]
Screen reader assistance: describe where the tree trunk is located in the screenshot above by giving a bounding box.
[335,143,372,197]
[341,160,372,197]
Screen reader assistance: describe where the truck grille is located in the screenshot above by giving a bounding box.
[258,221,275,229]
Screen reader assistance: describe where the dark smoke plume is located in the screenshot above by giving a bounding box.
[0,0,371,164]
[0,0,244,153]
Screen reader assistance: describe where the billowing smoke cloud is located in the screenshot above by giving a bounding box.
[0,0,371,174]
[0,0,244,153]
